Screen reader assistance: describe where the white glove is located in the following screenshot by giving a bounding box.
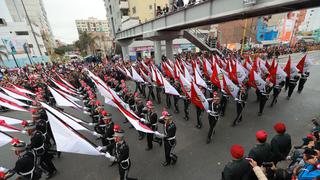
[235,98,239,101]
[109,156,116,162]
[88,123,95,126]
[21,130,27,134]
[286,156,291,160]
[154,131,165,138]
[96,146,104,152]
[206,110,211,113]
[92,131,102,138]
[140,118,147,123]
[104,152,111,159]
[0,166,8,172]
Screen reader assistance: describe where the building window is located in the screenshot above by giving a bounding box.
[109,5,112,14]
[149,5,152,10]
[132,7,136,14]
[15,31,29,35]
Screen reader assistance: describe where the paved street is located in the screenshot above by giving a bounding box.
[1,51,320,180]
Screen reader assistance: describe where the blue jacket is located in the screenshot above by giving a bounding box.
[298,163,320,180]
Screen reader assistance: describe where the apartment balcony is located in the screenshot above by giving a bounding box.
[119,1,129,10]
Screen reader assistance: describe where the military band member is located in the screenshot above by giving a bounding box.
[220,90,229,117]
[206,94,221,144]
[297,71,310,94]
[270,81,285,107]
[173,81,181,113]
[143,101,162,150]
[287,74,300,99]
[156,114,178,166]
[232,86,248,126]
[258,79,273,116]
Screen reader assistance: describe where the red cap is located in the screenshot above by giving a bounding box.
[307,134,313,139]
[273,123,286,134]
[162,110,169,117]
[114,124,120,132]
[256,130,268,141]
[31,109,37,114]
[0,171,5,178]
[89,95,94,100]
[134,92,139,97]
[101,110,107,116]
[230,144,244,159]
[95,100,101,106]
[21,120,28,127]
[11,138,20,145]
[146,100,153,107]
[121,80,125,83]
[123,88,128,93]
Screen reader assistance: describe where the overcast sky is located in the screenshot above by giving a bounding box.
[43,0,107,43]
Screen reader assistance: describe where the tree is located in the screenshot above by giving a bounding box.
[74,32,97,56]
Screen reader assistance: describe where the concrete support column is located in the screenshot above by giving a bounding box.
[154,40,162,65]
[165,39,173,60]
[118,39,132,61]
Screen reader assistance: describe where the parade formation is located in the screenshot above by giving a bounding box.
[0,50,316,180]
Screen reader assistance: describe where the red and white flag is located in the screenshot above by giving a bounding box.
[222,74,239,98]
[1,87,33,102]
[56,73,76,90]
[54,87,80,102]
[123,66,132,79]
[183,64,193,82]
[140,68,152,84]
[179,72,191,98]
[284,55,298,78]
[51,78,77,95]
[0,97,28,112]
[268,64,287,85]
[131,67,145,83]
[0,120,21,132]
[230,62,247,85]
[296,54,312,73]
[203,58,213,78]
[48,86,82,109]
[162,62,174,78]
[0,91,28,106]
[46,111,101,155]
[0,115,24,125]
[162,77,180,96]
[210,63,224,89]
[12,84,35,95]
[0,131,12,147]
[248,68,266,91]
[190,82,209,111]
[194,66,207,89]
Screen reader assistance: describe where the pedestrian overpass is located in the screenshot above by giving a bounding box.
[116,0,320,62]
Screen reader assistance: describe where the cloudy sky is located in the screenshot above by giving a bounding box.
[43,0,107,43]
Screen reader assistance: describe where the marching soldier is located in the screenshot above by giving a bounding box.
[232,86,248,126]
[106,129,138,180]
[146,78,156,101]
[156,85,162,104]
[173,81,181,113]
[206,94,221,144]
[220,90,229,117]
[182,95,190,121]
[156,114,178,166]
[248,130,273,166]
[22,120,57,179]
[258,79,273,116]
[270,81,285,107]
[143,101,162,150]
[297,71,310,94]
[4,139,42,180]
[134,94,146,140]
[287,73,300,99]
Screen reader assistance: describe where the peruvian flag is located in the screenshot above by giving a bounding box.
[141,61,151,73]
[179,72,191,98]
[12,84,35,95]
[259,58,269,74]
[123,66,132,79]
[0,115,25,125]
[162,62,174,78]
[190,82,209,111]
[0,91,28,107]
[0,131,13,147]
[284,55,299,78]
[162,77,180,96]
[48,86,82,109]
[268,64,287,85]
[222,74,239,98]
[55,73,76,90]
[248,68,266,91]
[193,66,207,89]
[210,63,224,89]
[230,62,247,85]
[140,68,152,84]
[243,57,252,71]
[117,66,127,76]
[0,97,28,112]
[51,78,77,95]
[131,67,145,83]
[1,87,33,102]
[183,64,193,82]
[46,111,101,155]
[0,120,21,132]
[203,58,213,78]
[296,54,312,73]
[174,62,183,80]
[54,87,80,102]
[268,58,277,73]
[154,66,164,86]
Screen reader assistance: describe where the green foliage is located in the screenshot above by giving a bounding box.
[54,44,76,56]
[74,32,97,56]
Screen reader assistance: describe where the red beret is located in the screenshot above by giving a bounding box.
[307,134,313,139]
[0,171,5,178]
[114,124,120,132]
[95,100,101,106]
[101,110,107,116]
[230,144,244,159]
[256,130,268,141]
[274,123,286,133]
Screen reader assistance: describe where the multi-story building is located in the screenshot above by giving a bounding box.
[75,17,112,57]
[4,0,55,55]
[75,17,110,36]
[103,0,169,38]
[299,7,320,32]
[0,18,48,67]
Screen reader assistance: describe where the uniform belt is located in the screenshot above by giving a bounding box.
[151,123,157,126]
[167,136,175,140]
[106,137,114,141]
[121,158,129,164]
[19,166,35,176]
[33,144,44,151]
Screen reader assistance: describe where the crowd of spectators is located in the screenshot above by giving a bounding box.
[156,0,209,17]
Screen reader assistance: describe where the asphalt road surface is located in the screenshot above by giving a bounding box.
[1,51,320,180]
